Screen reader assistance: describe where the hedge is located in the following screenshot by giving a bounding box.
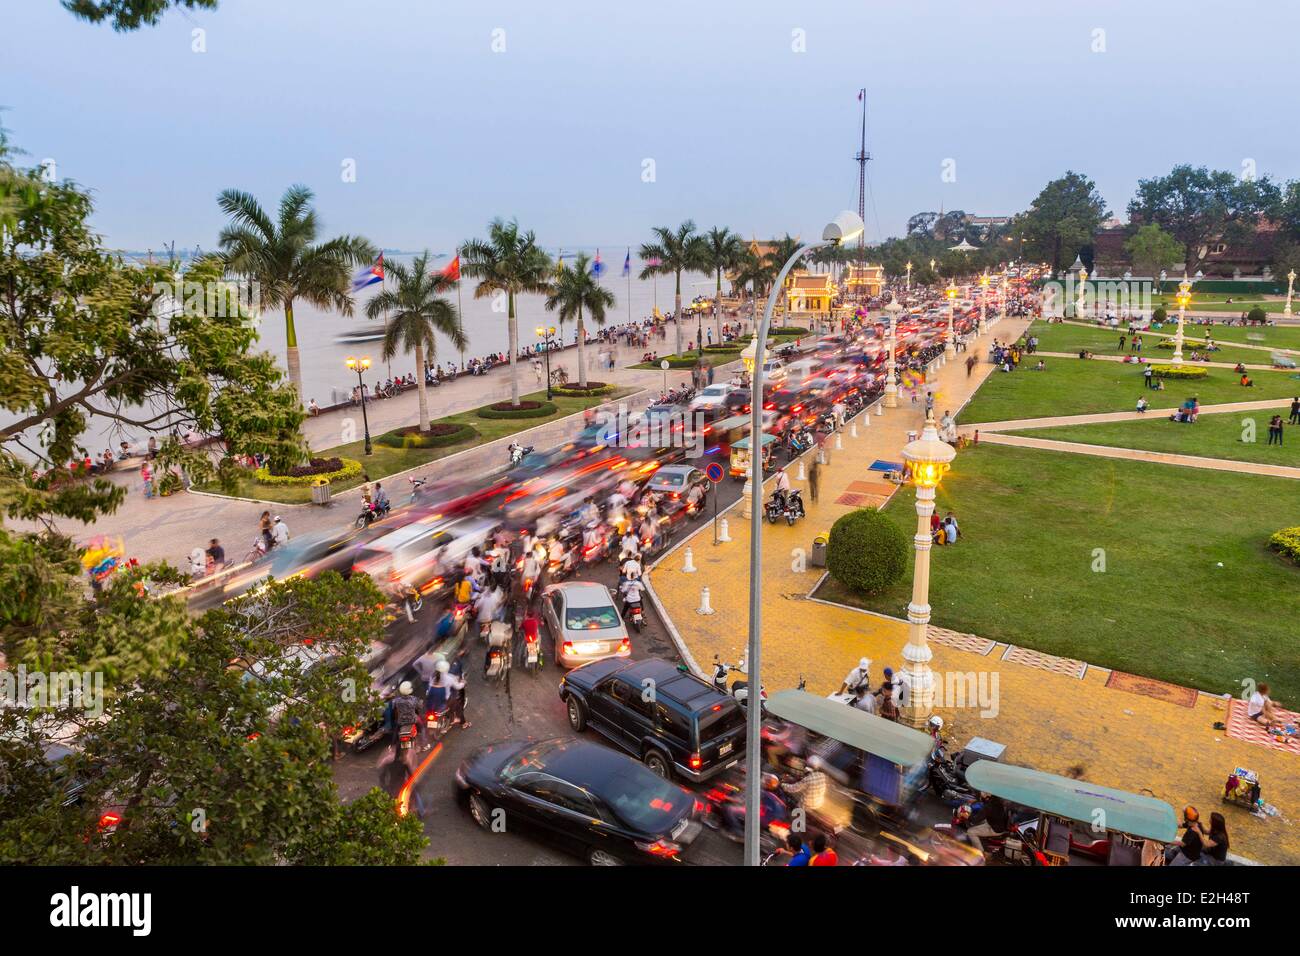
[826,508,909,596]
[551,381,615,397]
[1155,339,1212,349]
[1150,364,1208,379]
[376,423,478,449]
[477,400,558,420]
[255,456,363,486]
[1248,307,1268,324]
[1269,526,1300,564]
[1152,307,1168,324]
[702,344,743,354]
[769,326,810,336]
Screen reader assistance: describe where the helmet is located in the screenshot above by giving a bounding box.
[1183,805,1200,824]
[859,657,871,670]
[928,715,944,733]
[761,773,780,791]
[954,804,972,824]
[398,681,413,696]
[435,660,450,675]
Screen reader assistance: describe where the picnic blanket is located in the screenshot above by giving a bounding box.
[1225,698,1300,753]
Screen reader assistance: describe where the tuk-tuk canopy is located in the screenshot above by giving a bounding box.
[765,689,933,768]
[732,434,777,450]
[964,761,1177,843]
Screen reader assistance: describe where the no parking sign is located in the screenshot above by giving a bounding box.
[705,462,725,483]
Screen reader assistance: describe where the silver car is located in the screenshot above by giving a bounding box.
[541,581,631,669]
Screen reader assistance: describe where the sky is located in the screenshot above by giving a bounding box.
[3,0,1298,255]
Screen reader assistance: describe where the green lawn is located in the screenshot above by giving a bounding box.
[816,444,1300,705]
[1025,321,1263,363]
[1177,323,1300,351]
[200,387,633,504]
[628,332,808,370]
[959,357,1300,424]
[1010,408,1300,468]
[1153,297,1288,314]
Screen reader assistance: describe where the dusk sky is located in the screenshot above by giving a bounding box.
[4,0,1296,253]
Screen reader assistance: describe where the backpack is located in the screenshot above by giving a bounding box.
[392,695,421,728]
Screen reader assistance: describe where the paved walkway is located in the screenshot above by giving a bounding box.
[977,432,1300,480]
[972,398,1293,433]
[1035,350,1281,371]
[1058,318,1298,356]
[647,314,1300,865]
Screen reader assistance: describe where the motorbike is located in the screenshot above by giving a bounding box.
[934,803,1045,866]
[424,703,453,741]
[926,743,977,807]
[764,489,805,526]
[407,476,427,502]
[483,620,512,681]
[711,655,766,709]
[390,580,423,623]
[621,588,646,632]
[356,498,391,528]
[786,429,814,459]
[521,616,543,674]
[509,444,534,466]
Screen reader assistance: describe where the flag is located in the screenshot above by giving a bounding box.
[646,255,662,268]
[555,251,565,276]
[592,249,605,278]
[621,249,631,278]
[439,254,460,281]
[352,254,384,292]
[858,89,864,101]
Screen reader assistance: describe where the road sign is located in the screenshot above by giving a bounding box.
[705,462,725,483]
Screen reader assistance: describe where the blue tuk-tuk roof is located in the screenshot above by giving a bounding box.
[765,689,933,768]
[963,761,1178,842]
[732,434,777,450]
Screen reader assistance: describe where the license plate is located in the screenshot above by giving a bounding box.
[725,759,738,769]
[575,642,603,654]
[718,742,733,756]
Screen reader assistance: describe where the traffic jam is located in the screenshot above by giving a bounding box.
[205,287,999,866]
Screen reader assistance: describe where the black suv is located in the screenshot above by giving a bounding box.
[559,657,746,782]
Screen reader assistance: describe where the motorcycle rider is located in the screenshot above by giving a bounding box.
[425,659,470,730]
[965,793,1009,853]
[373,482,390,516]
[390,680,424,767]
[508,440,523,464]
[618,526,641,563]
[838,657,872,696]
[521,547,542,598]
[772,466,791,511]
[619,573,647,617]
[579,495,601,529]
[686,480,706,515]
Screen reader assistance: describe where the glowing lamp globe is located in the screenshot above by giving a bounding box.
[741,339,767,376]
[945,283,957,301]
[902,420,956,489]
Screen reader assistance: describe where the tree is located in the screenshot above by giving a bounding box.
[217,185,376,402]
[700,227,744,344]
[1124,223,1182,279]
[639,221,706,356]
[826,508,908,595]
[1014,172,1109,274]
[62,0,218,30]
[762,234,801,324]
[544,253,614,389]
[364,252,466,432]
[731,248,771,328]
[461,219,553,407]
[1127,165,1280,273]
[906,212,939,238]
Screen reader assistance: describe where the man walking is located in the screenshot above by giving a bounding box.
[1289,396,1300,426]
[808,455,822,504]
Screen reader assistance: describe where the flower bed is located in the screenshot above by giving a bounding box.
[550,382,615,397]
[702,344,743,354]
[1269,526,1300,564]
[255,457,363,486]
[1150,364,1208,380]
[477,400,558,420]
[375,423,478,449]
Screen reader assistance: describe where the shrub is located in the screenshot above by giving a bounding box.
[1248,307,1268,324]
[375,423,477,449]
[826,508,909,596]
[1152,307,1168,324]
[551,381,615,397]
[1150,364,1208,380]
[702,344,743,354]
[769,326,809,336]
[476,400,558,420]
[255,456,362,486]
[659,356,703,369]
[1269,526,1300,564]
[156,471,184,496]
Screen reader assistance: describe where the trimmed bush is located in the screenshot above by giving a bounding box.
[661,356,704,369]
[551,381,615,397]
[1150,364,1208,380]
[826,508,909,596]
[476,400,558,420]
[255,456,362,486]
[769,326,810,336]
[1248,307,1268,324]
[1152,307,1168,324]
[702,344,743,354]
[1269,526,1300,565]
[375,423,477,449]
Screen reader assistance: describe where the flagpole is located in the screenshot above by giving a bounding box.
[627,247,632,325]
[456,246,464,374]
[383,257,391,378]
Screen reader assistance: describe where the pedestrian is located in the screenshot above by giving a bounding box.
[810,833,838,866]
[1267,415,1283,446]
[808,455,821,504]
[1289,397,1300,426]
[1143,366,1153,389]
[140,461,153,498]
[785,833,811,867]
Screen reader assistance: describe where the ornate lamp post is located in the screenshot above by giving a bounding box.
[738,338,768,519]
[978,272,990,335]
[884,300,901,408]
[898,409,956,728]
[929,258,936,285]
[345,356,373,456]
[944,282,958,357]
[536,325,557,399]
[1286,269,1295,317]
[1000,276,1008,321]
[1172,277,1191,365]
[1076,266,1088,320]
[905,260,913,291]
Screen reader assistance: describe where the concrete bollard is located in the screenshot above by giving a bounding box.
[835,433,843,451]
[682,547,696,573]
[697,586,715,615]
[718,518,731,542]
[876,402,883,416]
[850,422,858,439]
[796,460,806,481]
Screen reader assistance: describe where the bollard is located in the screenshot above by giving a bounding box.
[850,422,858,439]
[796,460,806,481]
[682,547,696,573]
[875,402,883,416]
[862,412,870,427]
[718,518,732,542]
[697,586,715,615]
[835,433,843,451]
[817,448,827,465]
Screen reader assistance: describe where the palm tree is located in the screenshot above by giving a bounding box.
[732,249,772,330]
[639,221,707,356]
[544,253,615,389]
[461,219,553,407]
[701,227,744,346]
[364,252,467,432]
[763,234,801,325]
[217,185,376,399]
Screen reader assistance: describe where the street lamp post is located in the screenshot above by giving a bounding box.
[1000,276,1008,321]
[944,282,957,357]
[345,356,373,456]
[742,210,863,868]
[905,260,913,291]
[1172,278,1191,365]
[738,339,768,520]
[884,300,901,407]
[1076,266,1088,320]
[898,410,956,728]
[978,272,989,335]
[536,326,557,399]
[1286,269,1296,317]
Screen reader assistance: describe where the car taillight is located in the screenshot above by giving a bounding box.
[635,839,682,859]
[688,752,702,770]
[563,641,574,653]
[97,811,121,830]
[619,638,631,652]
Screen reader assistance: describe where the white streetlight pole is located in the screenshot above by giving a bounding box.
[1286,269,1296,317]
[742,211,863,867]
[884,300,901,407]
[945,282,958,357]
[898,410,956,728]
[1173,277,1191,365]
[905,260,913,291]
[978,272,989,335]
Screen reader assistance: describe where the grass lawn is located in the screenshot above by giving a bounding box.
[1010,408,1300,468]
[628,331,807,369]
[1025,321,1263,364]
[1153,297,1287,314]
[815,444,1300,705]
[200,387,633,504]
[1177,323,1300,351]
[958,357,1300,425]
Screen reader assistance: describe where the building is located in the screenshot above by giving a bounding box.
[1092,222,1281,279]
[786,271,836,312]
[844,263,884,296]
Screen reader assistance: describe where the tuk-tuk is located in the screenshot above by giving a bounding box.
[709,413,752,454]
[728,433,777,481]
[963,761,1177,866]
[764,689,935,834]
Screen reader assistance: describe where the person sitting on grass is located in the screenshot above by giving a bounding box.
[1136,397,1149,414]
[1247,682,1286,732]
[1240,373,1254,387]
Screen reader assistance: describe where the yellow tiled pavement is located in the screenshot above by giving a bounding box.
[649,317,1299,865]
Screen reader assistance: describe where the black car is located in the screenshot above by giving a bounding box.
[559,657,746,782]
[454,736,704,865]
